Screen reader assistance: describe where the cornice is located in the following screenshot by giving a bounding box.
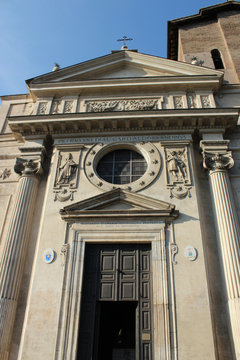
[7,108,239,138]
[60,188,179,221]
[28,75,223,99]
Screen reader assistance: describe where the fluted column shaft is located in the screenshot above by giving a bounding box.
[209,170,240,300]
[201,142,240,359]
[0,159,42,360]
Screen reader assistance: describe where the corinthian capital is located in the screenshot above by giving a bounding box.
[202,151,234,172]
[14,157,43,177]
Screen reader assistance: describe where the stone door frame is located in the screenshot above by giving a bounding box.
[54,221,177,360]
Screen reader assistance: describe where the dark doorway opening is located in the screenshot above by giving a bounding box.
[96,301,137,360]
[77,244,153,360]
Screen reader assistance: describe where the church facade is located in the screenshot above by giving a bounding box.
[0,2,240,359]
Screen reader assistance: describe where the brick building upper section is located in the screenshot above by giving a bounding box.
[168,1,240,84]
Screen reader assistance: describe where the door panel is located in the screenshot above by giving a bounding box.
[77,244,153,360]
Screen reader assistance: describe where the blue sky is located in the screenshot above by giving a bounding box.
[0,0,223,96]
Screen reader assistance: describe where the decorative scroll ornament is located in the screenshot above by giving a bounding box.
[203,151,234,172]
[171,244,178,265]
[60,244,70,266]
[14,158,43,177]
[163,144,192,199]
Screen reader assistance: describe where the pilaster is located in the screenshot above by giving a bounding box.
[0,157,43,360]
[201,140,240,359]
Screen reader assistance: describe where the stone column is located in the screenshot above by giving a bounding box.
[201,140,240,359]
[0,158,43,360]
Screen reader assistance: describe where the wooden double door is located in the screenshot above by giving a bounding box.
[77,243,153,360]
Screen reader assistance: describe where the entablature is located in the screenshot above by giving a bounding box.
[7,108,239,138]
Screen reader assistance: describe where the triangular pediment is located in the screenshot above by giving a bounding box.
[60,189,178,221]
[27,50,223,86]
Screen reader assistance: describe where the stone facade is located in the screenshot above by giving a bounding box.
[0,2,240,360]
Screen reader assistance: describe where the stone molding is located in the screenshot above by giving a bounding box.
[84,142,161,193]
[54,222,176,360]
[60,188,179,221]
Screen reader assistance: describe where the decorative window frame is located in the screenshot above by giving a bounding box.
[84,142,161,192]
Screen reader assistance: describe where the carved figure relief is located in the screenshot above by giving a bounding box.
[167,150,188,182]
[53,147,84,201]
[86,98,163,113]
[88,101,118,112]
[56,153,78,185]
[163,144,192,199]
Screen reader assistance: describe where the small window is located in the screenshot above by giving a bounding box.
[211,49,224,69]
[96,149,147,184]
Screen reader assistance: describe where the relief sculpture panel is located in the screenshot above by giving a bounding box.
[163,143,192,199]
[53,151,80,202]
[86,97,164,112]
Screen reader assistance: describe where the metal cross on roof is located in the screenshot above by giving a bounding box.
[117,36,133,47]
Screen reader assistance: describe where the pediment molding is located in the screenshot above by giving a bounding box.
[27,51,223,88]
[60,189,179,221]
